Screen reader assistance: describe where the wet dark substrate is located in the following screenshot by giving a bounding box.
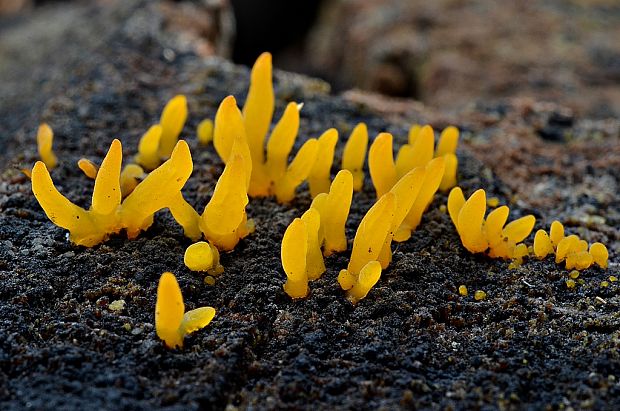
[1,2,620,410]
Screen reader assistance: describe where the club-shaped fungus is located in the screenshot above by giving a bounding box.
[301,208,325,280]
[341,123,368,192]
[447,187,535,259]
[197,119,214,145]
[167,152,254,250]
[338,193,395,303]
[37,123,57,169]
[533,220,609,270]
[308,128,338,197]
[120,164,145,197]
[135,95,188,170]
[310,170,353,256]
[184,241,224,275]
[32,139,193,246]
[155,272,216,349]
[281,218,309,298]
[77,158,98,179]
[214,52,320,203]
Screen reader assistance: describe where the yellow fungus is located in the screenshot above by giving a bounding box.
[549,220,564,248]
[369,133,397,198]
[456,189,488,253]
[319,170,353,256]
[589,242,608,269]
[341,123,368,191]
[204,276,216,286]
[37,123,57,169]
[458,285,468,296]
[78,158,98,179]
[565,251,593,271]
[135,125,163,171]
[155,272,216,349]
[120,164,145,198]
[184,242,215,272]
[345,261,382,304]
[308,128,338,197]
[158,95,188,158]
[474,290,487,301]
[447,187,466,229]
[281,218,309,299]
[569,270,580,279]
[502,215,536,244]
[555,235,579,263]
[487,197,500,208]
[408,124,421,145]
[197,118,214,145]
[338,194,395,301]
[565,279,576,289]
[484,206,509,249]
[436,126,459,157]
[439,153,458,192]
[301,208,325,280]
[272,138,319,203]
[408,125,435,169]
[533,229,554,259]
[512,243,529,265]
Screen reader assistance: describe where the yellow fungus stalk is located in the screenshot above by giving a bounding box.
[589,242,608,269]
[549,220,564,248]
[197,119,214,145]
[369,133,397,198]
[282,218,309,299]
[341,123,368,191]
[408,124,421,145]
[135,125,163,171]
[120,164,145,198]
[533,229,554,259]
[555,235,579,263]
[319,170,353,256]
[436,126,459,157]
[308,128,338,197]
[168,192,202,241]
[447,187,466,229]
[155,272,216,349]
[77,158,98,179]
[272,138,319,203]
[265,102,301,182]
[439,153,458,192]
[457,189,488,253]
[37,123,57,169]
[301,208,325,280]
[502,215,536,244]
[339,193,395,298]
[345,261,382,304]
[158,95,188,159]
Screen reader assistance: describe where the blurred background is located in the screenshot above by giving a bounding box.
[1,0,619,118]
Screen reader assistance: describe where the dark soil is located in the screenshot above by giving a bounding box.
[1,1,619,410]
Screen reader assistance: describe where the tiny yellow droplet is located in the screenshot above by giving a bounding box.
[458,285,468,296]
[474,290,486,301]
[600,281,609,288]
[565,279,576,289]
[609,276,617,282]
[569,270,580,279]
[204,276,216,286]
[439,204,447,213]
[487,197,500,208]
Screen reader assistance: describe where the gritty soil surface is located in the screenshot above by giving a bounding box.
[1,1,620,410]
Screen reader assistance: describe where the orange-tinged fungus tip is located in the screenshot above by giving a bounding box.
[197,118,214,145]
[37,123,57,169]
[155,272,215,349]
[184,242,215,272]
[78,158,98,179]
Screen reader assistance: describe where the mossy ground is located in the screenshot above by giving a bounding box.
[1,1,619,410]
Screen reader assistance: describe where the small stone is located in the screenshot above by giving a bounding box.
[569,270,580,279]
[204,276,216,286]
[474,290,486,301]
[609,276,617,282]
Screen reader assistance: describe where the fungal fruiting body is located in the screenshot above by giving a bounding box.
[310,169,353,256]
[32,139,193,246]
[448,187,535,259]
[155,272,216,349]
[281,218,309,298]
[120,164,145,198]
[214,52,320,203]
[533,220,609,270]
[135,95,188,170]
[37,123,57,169]
[338,193,396,303]
[341,123,368,192]
[77,158,98,179]
[301,208,325,280]
[184,241,225,275]
[197,119,214,145]
[308,128,338,197]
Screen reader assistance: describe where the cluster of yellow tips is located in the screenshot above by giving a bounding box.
[135,95,188,171]
[32,139,193,246]
[533,221,608,270]
[213,52,324,203]
[155,272,215,349]
[448,188,535,260]
[281,170,354,298]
